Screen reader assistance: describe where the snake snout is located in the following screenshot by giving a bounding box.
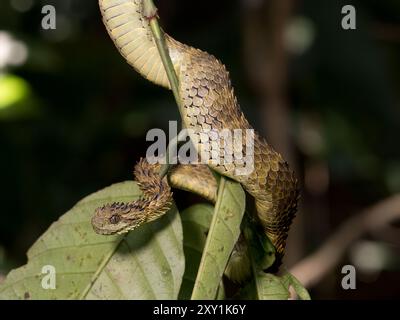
[91,205,117,235]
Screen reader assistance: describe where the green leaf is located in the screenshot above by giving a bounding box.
[238,271,309,300]
[243,267,310,300]
[178,204,214,300]
[253,272,290,300]
[191,177,246,299]
[0,181,184,300]
[283,271,311,300]
[243,218,310,300]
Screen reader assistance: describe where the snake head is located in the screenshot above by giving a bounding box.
[91,202,139,235]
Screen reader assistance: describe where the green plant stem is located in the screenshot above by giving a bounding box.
[144,6,241,298]
[243,223,263,299]
[191,176,227,299]
[190,176,246,300]
[159,129,187,178]
[143,0,186,179]
[143,0,185,120]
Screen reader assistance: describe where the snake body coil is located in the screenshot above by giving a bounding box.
[94,0,299,264]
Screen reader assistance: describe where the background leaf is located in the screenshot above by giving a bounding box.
[243,219,311,300]
[0,182,184,300]
[253,272,290,300]
[251,271,310,300]
[191,177,246,299]
[283,271,311,300]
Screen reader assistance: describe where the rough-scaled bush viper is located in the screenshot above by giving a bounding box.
[92,0,299,266]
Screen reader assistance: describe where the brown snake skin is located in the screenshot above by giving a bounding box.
[92,0,299,264]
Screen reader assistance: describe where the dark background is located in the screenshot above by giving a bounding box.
[0,0,399,299]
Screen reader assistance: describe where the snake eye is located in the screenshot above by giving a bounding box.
[109,215,121,224]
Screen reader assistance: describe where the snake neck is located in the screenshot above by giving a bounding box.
[91,158,173,235]
[99,0,190,89]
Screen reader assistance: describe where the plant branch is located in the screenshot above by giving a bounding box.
[143,0,184,119]
[159,129,188,178]
[190,177,246,299]
[290,194,400,288]
[143,0,187,178]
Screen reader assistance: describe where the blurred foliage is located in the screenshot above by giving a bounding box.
[0,0,399,298]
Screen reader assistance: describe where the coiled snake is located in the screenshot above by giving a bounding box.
[92,0,299,267]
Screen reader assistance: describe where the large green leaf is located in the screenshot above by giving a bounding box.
[243,221,310,300]
[253,272,290,300]
[281,271,311,300]
[249,271,310,300]
[0,181,184,300]
[178,204,214,300]
[191,177,246,299]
